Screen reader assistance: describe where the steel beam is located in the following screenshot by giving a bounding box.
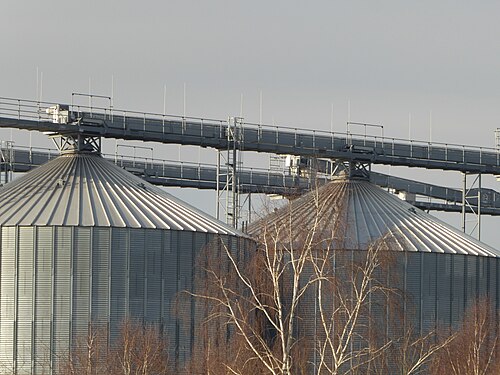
[1,97,500,174]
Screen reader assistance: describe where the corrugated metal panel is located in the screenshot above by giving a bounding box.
[451,255,465,327]
[146,229,162,323]
[466,256,478,306]
[34,227,53,372]
[53,227,72,358]
[129,230,145,318]
[72,227,91,341]
[110,228,128,342]
[92,228,110,326]
[0,227,16,369]
[421,253,437,333]
[249,179,500,257]
[405,253,421,333]
[192,232,208,352]
[478,256,488,298]
[163,230,177,359]
[0,154,243,236]
[490,259,497,311]
[0,222,246,374]
[17,227,34,374]
[178,231,194,363]
[437,253,451,328]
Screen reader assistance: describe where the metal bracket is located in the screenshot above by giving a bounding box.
[51,134,101,154]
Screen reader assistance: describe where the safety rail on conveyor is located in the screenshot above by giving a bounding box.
[2,143,500,216]
[1,96,500,174]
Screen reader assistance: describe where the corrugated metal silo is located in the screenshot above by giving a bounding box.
[248,174,500,368]
[0,151,245,374]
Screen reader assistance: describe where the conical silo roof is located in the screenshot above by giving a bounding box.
[248,178,500,257]
[0,152,241,235]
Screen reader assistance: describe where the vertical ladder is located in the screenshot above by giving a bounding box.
[0,141,13,185]
[216,117,243,228]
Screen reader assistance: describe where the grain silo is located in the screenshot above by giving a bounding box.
[248,170,500,371]
[0,147,246,374]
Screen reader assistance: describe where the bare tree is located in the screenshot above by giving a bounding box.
[383,326,456,375]
[111,319,171,375]
[431,298,499,375]
[58,320,171,375]
[59,324,109,375]
[190,188,406,374]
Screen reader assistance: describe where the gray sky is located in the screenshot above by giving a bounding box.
[1,1,500,246]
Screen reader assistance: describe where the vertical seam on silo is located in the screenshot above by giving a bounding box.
[476,256,480,299]
[125,228,129,319]
[50,226,55,373]
[13,225,18,372]
[450,256,454,330]
[87,227,91,338]
[107,227,111,346]
[144,229,147,324]
[69,227,74,352]
[497,258,499,313]
[464,256,468,309]
[190,231,195,354]
[486,259,490,303]
[435,253,438,332]
[419,252,423,337]
[403,251,407,337]
[175,230,180,371]
[31,226,37,374]
[160,231,165,333]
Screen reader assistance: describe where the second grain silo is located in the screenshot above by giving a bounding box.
[248,167,500,372]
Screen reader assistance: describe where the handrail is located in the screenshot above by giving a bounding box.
[1,96,500,174]
[0,96,497,153]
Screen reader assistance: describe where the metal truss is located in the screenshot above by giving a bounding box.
[462,173,482,240]
[51,134,101,154]
[330,160,371,180]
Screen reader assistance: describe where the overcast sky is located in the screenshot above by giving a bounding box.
[1,1,500,246]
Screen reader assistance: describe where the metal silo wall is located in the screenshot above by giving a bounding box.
[405,252,422,333]
[72,227,91,345]
[110,228,128,342]
[451,255,465,327]
[35,227,53,375]
[421,253,437,333]
[53,227,72,367]
[0,225,240,374]
[436,253,452,328]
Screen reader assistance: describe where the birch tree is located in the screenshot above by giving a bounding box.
[190,188,400,374]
